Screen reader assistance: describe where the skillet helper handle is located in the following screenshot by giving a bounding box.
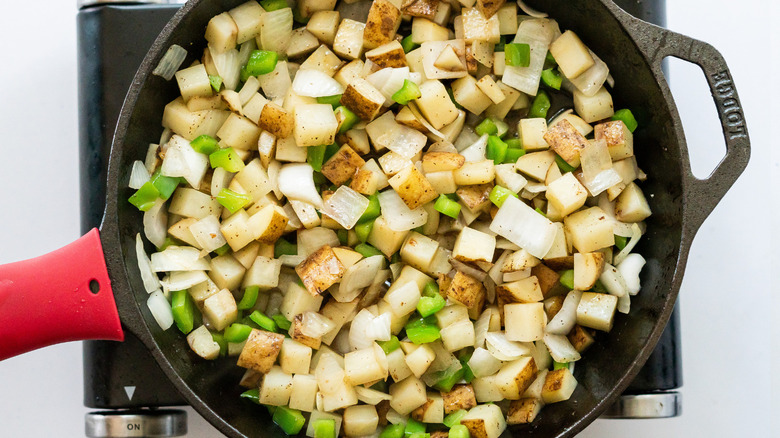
[623,15,751,233]
[0,228,123,361]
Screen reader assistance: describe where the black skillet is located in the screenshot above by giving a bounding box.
[0,0,750,436]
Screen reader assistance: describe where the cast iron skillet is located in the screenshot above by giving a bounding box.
[0,0,750,436]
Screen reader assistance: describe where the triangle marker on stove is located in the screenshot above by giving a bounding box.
[124,386,136,400]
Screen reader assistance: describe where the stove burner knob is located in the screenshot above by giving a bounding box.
[601,392,682,419]
[85,410,187,437]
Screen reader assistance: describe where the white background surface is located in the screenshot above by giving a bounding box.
[0,1,776,436]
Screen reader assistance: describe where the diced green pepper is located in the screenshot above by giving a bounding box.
[553,360,569,370]
[128,181,160,211]
[555,154,577,173]
[272,314,292,331]
[171,290,194,334]
[612,109,638,132]
[378,335,401,354]
[474,118,498,136]
[449,424,470,438]
[335,106,359,133]
[208,75,222,92]
[158,236,179,251]
[460,359,475,383]
[544,51,558,68]
[443,410,467,428]
[417,293,446,318]
[213,244,231,256]
[292,5,310,24]
[209,147,246,172]
[405,418,426,436]
[211,332,227,357]
[390,252,402,264]
[272,406,306,435]
[408,433,429,438]
[371,380,388,392]
[217,188,252,213]
[505,138,523,149]
[238,286,260,310]
[150,170,180,200]
[260,0,288,10]
[250,310,278,332]
[495,35,507,52]
[504,148,526,163]
[380,424,405,438]
[486,135,508,164]
[224,323,253,343]
[355,220,374,243]
[337,229,349,246]
[434,366,465,392]
[592,280,608,294]
[541,68,563,90]
[528,90,551,119]
[489,185,518,208]
[559,269,574,290]
[434,194,461,219]
[307,144,327,172]
[275,238,297,258]
[535,207,546,217]
[245,50,279,77]
[359,193,381,223]
[240,388,261,404]
[317,94,343,109]
[615,235,628,250]
[355,243,384,258]
[401,35,418,53]
[392,79,422,105]
[405,316,441,344]
[313,419,336,438]
[422,282,439,298]
[494,119,509,138]
[505,43,531,67]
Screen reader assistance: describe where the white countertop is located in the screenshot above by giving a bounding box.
[0,0,775,436]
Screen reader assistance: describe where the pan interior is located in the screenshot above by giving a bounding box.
[110,0,684,436]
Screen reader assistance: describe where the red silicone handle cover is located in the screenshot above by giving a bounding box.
[0,228,124,360]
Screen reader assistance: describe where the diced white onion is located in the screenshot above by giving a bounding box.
[485,332,533,361]
[614,223,643,266]
[322,186,370,229]
[490,196,557,259]
[279,254,305,267]
[301,311,337,338]
[210,46,241,90]
[355,386,392,405]
[335,255,385,302]
[449,258,487,282]
[473,308,497,348]
[503,20,554,96]
[378,189,428,231]
[349,309,377,351]
[617,253,646,296]
[147,289,174,330]
[150,246,211,272]
[135,234,160,293]
[143,199,168,249]
[468,347,504,377]
[580,139,621,196]
[377,123,428,159]
[278,163,323,208]
[460,134,488,162]
[189,215,227,252]
[517,0,549,18]
[152,44,187,81]
[617,292,631,314]
[543,333,581,363]
[545,290,582,335]
[421,341,462,386]
[160,135,209,188]
[567,50,609,97]
[258,61,292,101]
[260,8,293,53]
[365,312,392,342]
[407,102,446,140]
[600,264,628,298]
[292,68,345,97]
[129,161,151,189]
[367,67,412,105]
[160,270,209,291]
[597,194,635,237]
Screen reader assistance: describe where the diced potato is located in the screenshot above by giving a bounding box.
[485,81,521,119]
[411,18,449,44]
[546,172,588,217]
[206,12,238,53]
[209,254,246,291]
[389,165,439,209]
[331,246,363,269]
[442,384,477,414]
[531,264,560,297]
[385,281,422,316]
[476,76,505,104]
[289,374,318,412]
[615,182,652,223]
[453,227,496,263]
[568,324,596,353]
[321,145,366,185]
[573,252,606,290]
[289,314,322,349]
[515,151,556,182]
[504,302,545,342]
[425,170,458,194]
[334,19,366,60]
[296,0,337,19]
[280,338,313,374]
[169,218,202,249]
[366,40,408,68]
[476,0,506,18]
[550,31,595,79]
[506,398,543,424]
[472,375,503,403]
[259,366,294,406]
[175,64,212,102]
[368,215,410,256]
[461,404,506,438]
[447,271,485,308]
[543,118,589,164]
[291,200,322,229]
[187,325,221,360]
[343,405,379,437]
[411,393,444,424]
[501,249,539,272]
[415,80,459,129]
[453,160,495,185]
[228,1,264,44]
[287,28,320,58]
[401,232,440,271]
[435,304,470,328]
[169,187,222,219]
[246,203,287,244]
[202,288,238,331]
[496,3,517,34]
[425,41,467,79]
[217,113,263,149]
[595,120,633,160]
[387,348,414,381]
[461,8,501,44]
[345,345,389,385]
[364,0,402,49]
[256,102,294,139]
[295,245,346,296]
[541,368,577,404]
[403,0,439,20]
[341,78,386,121]
[440,318,476,351]
[294,103,339,146]
[237,329,285,373]
[497,276,544,303]
[389,376,428,415]
[275,135,307,162]
[307,10,340,45]
[422,152,466,173]
[300,45,344,76]
[344,129,371,155]
[563,206,615,253]
[234,158,273,200]
[351,169,379,195]
[494,356,538,401]
[577,291,618,332]
[256,130,276,167]
[573,87,614,123]
[452,75,492,115]
[519,118,549,151]
[405,344,436,377]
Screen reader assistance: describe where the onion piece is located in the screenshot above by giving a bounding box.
[143,199,168,249]
[147,289,174,330]
[279,254,305,267]
[210,46,241,90]
[152,44,187,81]
[543,333,581,363]
[614,223,643,266]
[617,292,631,314]
[300,311,336,338]
[407,102,446,140]
[502,20,555,96]
[485,332,533,361]
[260,7,293,53]
[349,308,377,351]
[258,60,291,101]
[460,134,489,162]
[617,253,646,295]
[335,255,385,302]
[545,290,582,335]
[160,135,209,188]
[150,246,210,272]
[567,49,609,97]
[161,270,209,291]
[468,347,504,377]
[365,312,392,342]
[129,160,151,189]
[189,215,227,252]
[377,123,429,159]
[278,163,323,208]
[600,263,628,298]
[292,68,345,97]
[490,196,557,259]
[135,234,160,293]
[355,386,392,405]
[378,189,428,231]
[449,258,487,282]
[517,0,549,18]
[597,194,634,237]
[367,67,413,105]
[322,186,370,229]
[421,341,462,386]
[580,139,622,196]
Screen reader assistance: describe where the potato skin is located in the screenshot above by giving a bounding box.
[543,119,589,163]
[402,0,439,20]
[506,398,543,424]
[441,384,478,414]
[477,0,506,18]
[321,145,366,185]
[258,102,293,138]
[237,329,285,373]
[290,314,322,349]
[446,271,486,308]
[295,245,346,296]
[364,0,402,49]
[341,80,384,121]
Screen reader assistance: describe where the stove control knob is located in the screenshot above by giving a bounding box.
[85,410,187,437]
[601,392,682,419]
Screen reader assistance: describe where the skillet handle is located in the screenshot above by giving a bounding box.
[0,228,124,361]
[621,16,751,232]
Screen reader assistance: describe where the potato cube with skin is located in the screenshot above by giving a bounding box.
[452,75,492,115]
[515,151,556,182]
[546,172,588,217]
[403,0,438,20]
[351,169,379,195]
[461,404,507,438]
[501,249,539,272]
[389,376,428,415]
[206,12,238,53]
[550,31,595,79]
[544,119,589,164]
[294,103,338,147]
[574,252,606,290]
[564,207,615,253]
[506,398,543,424]
[422,152,465,173]
[289,314,322,349]
[447,271,485,308]
[615,182,652,223]
[366,40,408,69]
[247,204,288,243]
[321,145,365,185]
[341,78,386,121]
[175,64,212,102]
[577,291,618,332]
[368,216,410,256]
[477,0,506,19]
[412,393,444,424]
[258,366,294,406]
[389,165,439,210]
[364,0,402,50]
[453,227,496,263]
[295,245,346,296]
[228,1,264,44]
[542,368,578,404]
[187,325,220,361]
[257,102,294,139]
[345,346,389,385]
[237,329,285,373]
[334,19,366,60]
[416,80,459,129]
[504,303,546,342]
[595,120,634,161]
[343,405,379,437]
[297,0,337,20]
[442,384,478,414]
[441,318,476,351]
[494,356,538,400]
[472,375,503,403]
[461,8,501,44]
[453,160,496,185]
[574,87,614,123]
[497,276,544,303]
[531,264,560,297]
[202,289,238,331]
[519,118,549,151]
[401,232,440,272]
[289,374,318,412]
